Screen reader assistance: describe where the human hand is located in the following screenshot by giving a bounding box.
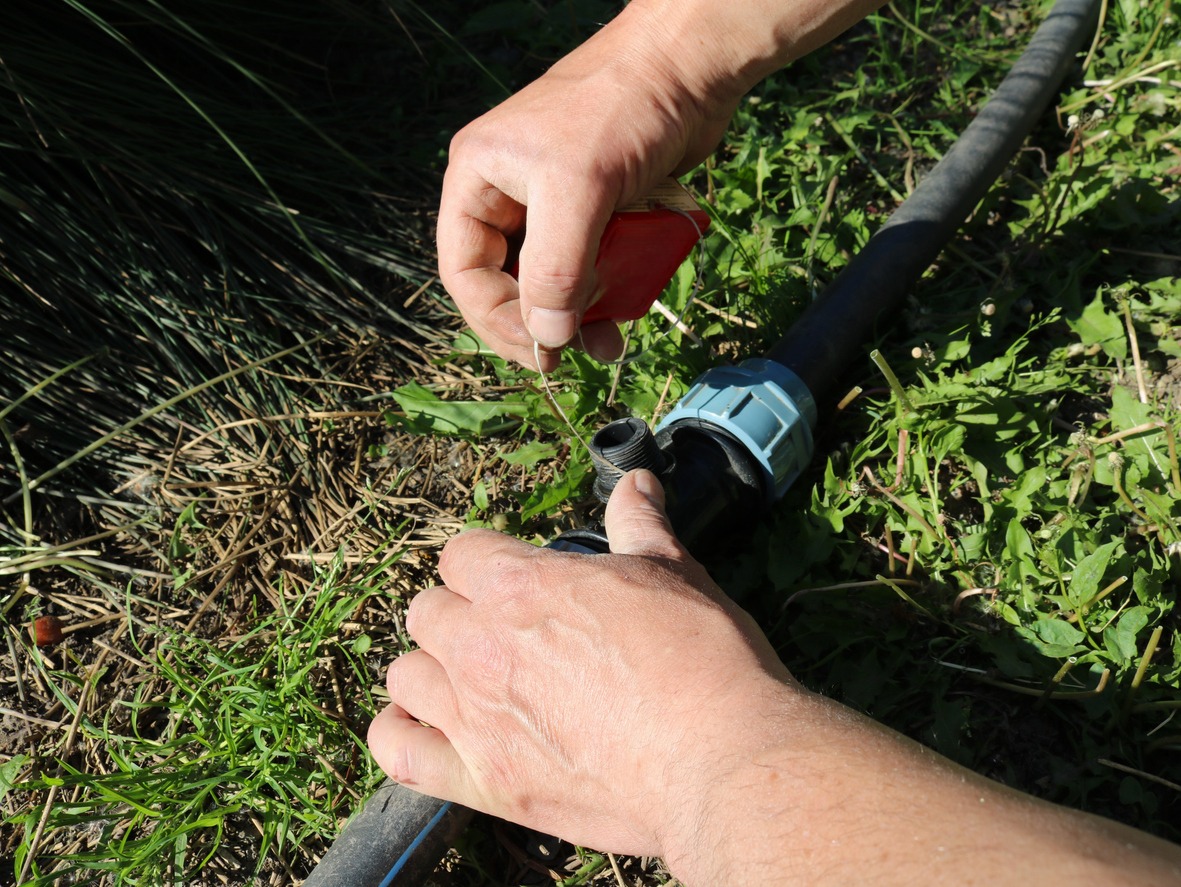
[366,478,1181,887]
[436,3,742,371]
[436,0,892,371]
[367,468,801,857]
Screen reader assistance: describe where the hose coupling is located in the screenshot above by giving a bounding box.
[657,358,816,502]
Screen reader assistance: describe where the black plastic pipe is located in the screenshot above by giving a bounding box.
[303,1,1100,882]
[303,786,470,887]
[767,0,1100,411]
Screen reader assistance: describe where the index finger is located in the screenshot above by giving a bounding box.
[437,166,543,364]
[436,528,544,603]
[437,162,526,278]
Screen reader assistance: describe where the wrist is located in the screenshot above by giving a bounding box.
[616,0,888,112]
[621,0,791,104]
[653,676,823,886]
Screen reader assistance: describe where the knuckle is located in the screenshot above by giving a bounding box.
[437,529,486,578]
[491,559,532,599]
[521,263,584,301]
[404,596,422,638]
[447,123,479,157]
[490,557,549,610]
[385,653,411,698]
[403,589,437,639]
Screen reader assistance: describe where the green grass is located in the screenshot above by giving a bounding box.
[9,547,406,886]
[414,0,1181,857]
[2,0,1179,883]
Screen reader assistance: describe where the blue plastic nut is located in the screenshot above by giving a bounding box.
[656,358,817,502]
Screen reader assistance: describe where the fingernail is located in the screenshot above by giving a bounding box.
[526,307,577,348]
[632,469,665,507]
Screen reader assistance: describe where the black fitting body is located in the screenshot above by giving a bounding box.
[563,416,765,556]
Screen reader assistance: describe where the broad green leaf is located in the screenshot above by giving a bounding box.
[1067,540,1119,607]
[1093,447,1145,488]
[1133,568,1164,606]
[515,458,589,521]
[1033,617,1086,647]
[755,146,772,204]
[1156,335,1181,358]
[1109,384,1155,435]
[1066,291,1127,359]
[499,441,558,467]
[1017,617,1086,657]
[390,382,526,437]
[937,337,971,362]
[1004,467,1048,520]
[473,481,489,511]
[926,423,967,465]
[450,329,498,356]
[0,755,30,804]
[1005,518,1037,583]
[992,599,1022,627]
[1106,607,1151,662]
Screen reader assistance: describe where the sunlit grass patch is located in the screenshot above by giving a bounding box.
[7,547,407,885]
[2,0,1179,883]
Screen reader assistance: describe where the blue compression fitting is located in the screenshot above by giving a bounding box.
[657,358,816,501]
[378,801,453,887]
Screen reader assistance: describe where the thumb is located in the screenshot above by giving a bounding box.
[604,469,685,558]
[518,177,614,349]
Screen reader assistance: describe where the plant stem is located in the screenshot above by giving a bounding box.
[870,349,916,414]
[1131,626,1164,691]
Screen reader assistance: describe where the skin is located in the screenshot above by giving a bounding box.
[436,0,884,370]
[369,470,1181,885]
[383,2,1181,882]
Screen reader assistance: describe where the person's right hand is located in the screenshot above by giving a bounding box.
[436,2,742,371]
[367,468,803,860]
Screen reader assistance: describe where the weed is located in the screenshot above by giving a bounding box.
[7,549,403,884]
[3,0,1179,884]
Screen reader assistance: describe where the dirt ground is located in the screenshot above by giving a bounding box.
[0,293,679,885]
[3,201,1179,887]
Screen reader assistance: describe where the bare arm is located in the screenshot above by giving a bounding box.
[368,470,1181,885]
[664,684,1181,886]
[436,0,885,369]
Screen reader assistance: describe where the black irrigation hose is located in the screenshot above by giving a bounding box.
[305,0,1100,882]
[304,784,470,887]
[768,0,1101,410]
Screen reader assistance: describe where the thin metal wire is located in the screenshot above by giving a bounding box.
[533,201,709,454]
[534,339,593,454]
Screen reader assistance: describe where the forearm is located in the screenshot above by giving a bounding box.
[662,688,1181,886]
[609,0,887,112]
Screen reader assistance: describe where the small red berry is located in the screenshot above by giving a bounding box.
[33,615,64,647]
